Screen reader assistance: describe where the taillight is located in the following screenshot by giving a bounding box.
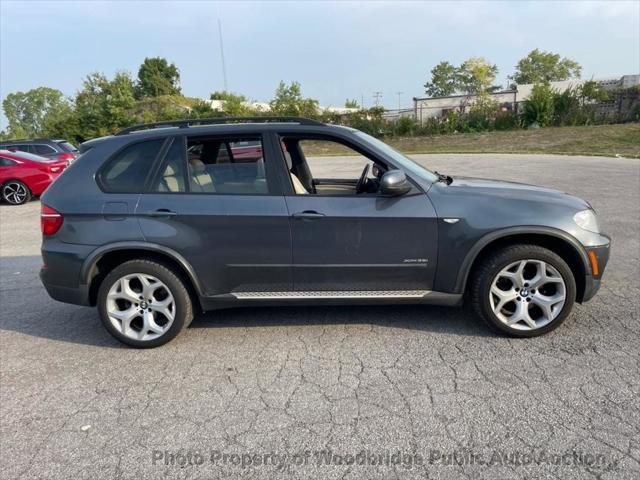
[41,204,64,236]
[57,152,75,162]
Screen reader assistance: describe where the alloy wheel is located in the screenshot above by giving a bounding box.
[105,273,176,341]
[489,259,566,331]
[3,182,28,204]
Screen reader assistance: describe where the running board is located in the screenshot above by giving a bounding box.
[231,290,431,300]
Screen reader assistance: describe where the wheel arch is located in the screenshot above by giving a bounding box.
[457,227,590,303]
[1,178,32,192]
[82,242,204,310]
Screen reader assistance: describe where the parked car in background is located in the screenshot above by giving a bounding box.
[0,139,78,163]
[38,116,610,348]
[0,149,68,204]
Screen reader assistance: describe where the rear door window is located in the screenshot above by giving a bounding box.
[32,144,57,156]
[186,136,267,194]
[0,157,17,166]
[99,139,165,193]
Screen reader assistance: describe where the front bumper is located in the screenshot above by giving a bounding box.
[579,241,610,303]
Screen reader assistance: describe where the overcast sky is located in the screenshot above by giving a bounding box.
[1,0,638,127]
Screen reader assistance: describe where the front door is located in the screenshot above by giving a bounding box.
[280,135,438,293]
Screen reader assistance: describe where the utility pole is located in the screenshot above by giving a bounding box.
[396,91,403,112]
[217,15,228,92]
[373,91,383,107]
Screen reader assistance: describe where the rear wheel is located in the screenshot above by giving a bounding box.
[2,180,31,205]
[470,245,576,337]
[97,259,193,348]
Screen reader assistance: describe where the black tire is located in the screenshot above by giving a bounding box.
[97,259,193,348]
[2,180,31,205]
[470,244,576,337]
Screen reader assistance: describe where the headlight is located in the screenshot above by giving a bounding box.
[573,209,599,233]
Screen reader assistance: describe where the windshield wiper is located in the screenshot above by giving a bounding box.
[434,171,453,185]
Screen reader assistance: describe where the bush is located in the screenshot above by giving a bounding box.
[494,110,520,130]
[393,116,418,136]
[523,83,555,127]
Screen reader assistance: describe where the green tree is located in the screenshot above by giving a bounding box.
[210,91,253,116]
[424,61,459,97]
[511,49,581,85]
[2,87,72,138]
[580,80,608,102]
[135,57,181,98]
[269,81,319,117]
[75,71,136,139]
[457,57,500,95]
[344,98,360,109]
[191,101,219,118]
[424,58,500,97]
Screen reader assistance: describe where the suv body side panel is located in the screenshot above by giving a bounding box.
[136,194,292,295]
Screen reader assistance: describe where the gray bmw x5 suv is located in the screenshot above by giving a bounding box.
[40,117,610,347]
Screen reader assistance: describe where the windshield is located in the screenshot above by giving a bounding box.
[354,132,438,183]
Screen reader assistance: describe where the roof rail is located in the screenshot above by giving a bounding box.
[115,116,325,135]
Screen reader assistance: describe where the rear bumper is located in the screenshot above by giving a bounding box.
[40,239,94,306]
[40,269,91,306]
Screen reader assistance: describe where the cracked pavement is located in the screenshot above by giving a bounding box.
[0,154,639,479]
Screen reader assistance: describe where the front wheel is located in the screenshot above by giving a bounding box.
[470,245,576,337]
[97,259,193,348]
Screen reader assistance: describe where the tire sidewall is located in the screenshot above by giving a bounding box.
[479,247,577,337]
[97,260,192,348]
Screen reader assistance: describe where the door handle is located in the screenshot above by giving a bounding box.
[292,210,325,220]
[146,209,177,217]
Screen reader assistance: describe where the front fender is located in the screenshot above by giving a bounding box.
[438,226,593,294]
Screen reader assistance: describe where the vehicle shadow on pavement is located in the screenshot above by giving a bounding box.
[0,256,491,348]
[191,304,491,337]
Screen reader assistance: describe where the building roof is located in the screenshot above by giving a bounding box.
[413,90,516,101]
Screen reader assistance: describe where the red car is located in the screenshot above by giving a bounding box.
[0,149,68,205]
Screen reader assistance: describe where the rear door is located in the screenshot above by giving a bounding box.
[136,133,292,296]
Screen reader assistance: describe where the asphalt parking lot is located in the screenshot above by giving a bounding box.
[1,153,639,480]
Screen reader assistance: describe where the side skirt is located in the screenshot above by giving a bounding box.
[199,290,463,311]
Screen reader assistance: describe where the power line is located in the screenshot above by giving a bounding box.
[373,91,383,106]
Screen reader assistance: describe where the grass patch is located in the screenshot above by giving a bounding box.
[304,123,639,158]
[386,123,640,158]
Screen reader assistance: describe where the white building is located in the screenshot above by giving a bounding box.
[413,75,640,123]
[413,90,517,123]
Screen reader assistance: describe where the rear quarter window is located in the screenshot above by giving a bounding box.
[58,141,78,152]
[98,139,165,193]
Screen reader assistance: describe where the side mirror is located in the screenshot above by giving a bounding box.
[380,170,411,197]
